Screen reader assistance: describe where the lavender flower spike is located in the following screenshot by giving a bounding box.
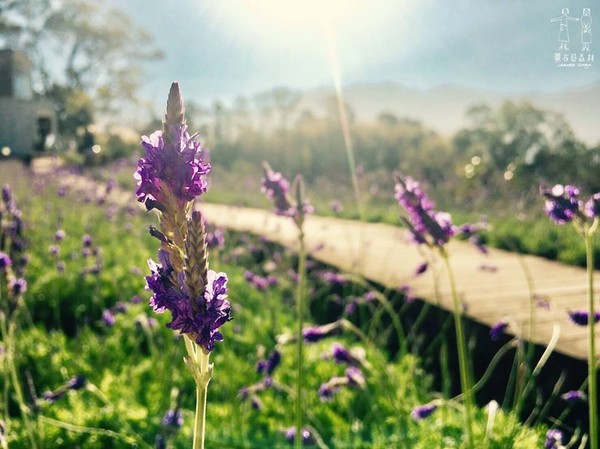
[135,82,211,212]
[394,172,455,246]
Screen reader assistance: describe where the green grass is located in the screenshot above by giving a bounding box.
[0,159,557,448]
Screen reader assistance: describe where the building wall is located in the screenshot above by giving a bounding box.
[0,98,56,157]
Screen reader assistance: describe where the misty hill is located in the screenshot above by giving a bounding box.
[300,82,600,145]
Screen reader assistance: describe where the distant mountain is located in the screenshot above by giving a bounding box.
[300,82,600,145]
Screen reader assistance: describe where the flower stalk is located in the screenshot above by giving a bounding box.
[261,165,312,449]
[441,250,474,449]
[136,82,231,449]
[584,225,598,449]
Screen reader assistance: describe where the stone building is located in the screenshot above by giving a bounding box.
[0,49,56,162]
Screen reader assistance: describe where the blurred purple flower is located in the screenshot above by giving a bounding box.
[162,409,183,428]
[318,383,338,401]
[345,366,366,387]
[321,271,347,285]
[8,278,26,296]
[42,375,87,404]
[560,390,586,403]
[545,429,563,449]
[0,252,11,271]
[568,310,600,326]
[261,163,293,216]
[414,262,428,276]
[331,343,353,365]
[206,227,225,250]
[82,234,92,247]
[585,192,600,218]
[257,349,282,376]
[411,403,437,421]
[102,309,116,326]
[283,426,314,445]
[48,245,59,256]
[490,320,508,341]
[541,184,581,224]
[303,322,340,343]
[56,261,66,273]
[394,173,456,246]
[54,229,66,242]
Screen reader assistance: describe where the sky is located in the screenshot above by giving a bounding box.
[108,0,600,105]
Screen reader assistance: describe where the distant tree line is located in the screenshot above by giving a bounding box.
[176,87,599,214]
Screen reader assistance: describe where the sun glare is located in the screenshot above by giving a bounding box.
[239,0,368,26]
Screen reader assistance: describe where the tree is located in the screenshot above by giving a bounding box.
[0,0,163,136]
[453,101,594,211]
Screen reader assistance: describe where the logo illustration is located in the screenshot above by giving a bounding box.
[552,7,593,68]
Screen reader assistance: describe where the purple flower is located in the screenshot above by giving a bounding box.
[54,229,66,242]
[414,262,428,276]
[318,383,338,401]
[8,278,26,296]
[394,173,456,246]
[48,245,59,256]
[541,184,581,224]
[67,375,87,390]
[162,269,232,352]
[1,184,12,205]
[545,429,563,449]
[102,309,116,327]
[568,310,600,326]
[261,162,312,221]
[261,164,293,217]
[490,320,508,341]
[345,366,366,387]
[56,261,66,273]
[245,271,272,291]
[206,227,225,250]
[585,192,600,218]
[411,403,437,421]
[283,426,314,445]
[257,349,282,376]
[42,375,87,404]
[303,322,340,343]
[321,271,347,285]
[162,409,183,428]
[82,234,92,248]
[560,390,586,403]
[135,84,211,211]
[0,252,11,271]
[331,343,353,365]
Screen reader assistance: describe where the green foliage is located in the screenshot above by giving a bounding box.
[0,164,552,448]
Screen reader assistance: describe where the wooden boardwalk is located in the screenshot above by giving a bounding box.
[200,203,600,361]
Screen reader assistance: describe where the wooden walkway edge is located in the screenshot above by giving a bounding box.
[200,203,600,361]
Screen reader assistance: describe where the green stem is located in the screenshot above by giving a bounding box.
[441,250,474,449]
[585,229,598,449]
[295,230,307,449]
[194,378,209,449]
[185,337,212,449]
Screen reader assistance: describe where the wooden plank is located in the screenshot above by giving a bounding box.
[200,203,600,361]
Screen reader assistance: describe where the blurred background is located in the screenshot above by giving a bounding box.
[1,0,599,219]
